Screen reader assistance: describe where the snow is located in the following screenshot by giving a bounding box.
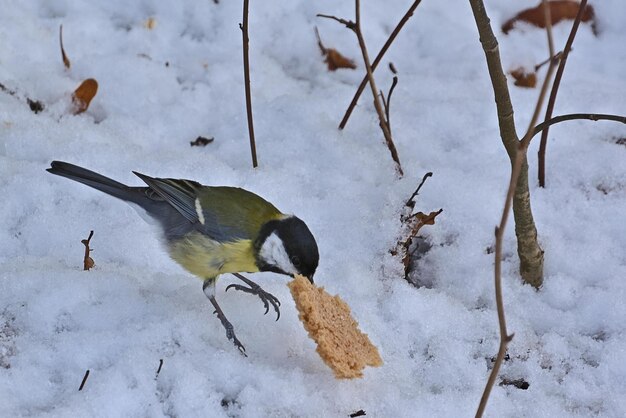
[1,0,625,416]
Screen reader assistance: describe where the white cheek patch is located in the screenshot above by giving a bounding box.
[195,198,206,225]
[259,232,297,274]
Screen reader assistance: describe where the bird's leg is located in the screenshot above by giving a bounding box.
[226,273,281,321]
[203,278,247,356]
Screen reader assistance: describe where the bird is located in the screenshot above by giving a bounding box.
[47,161,319,354]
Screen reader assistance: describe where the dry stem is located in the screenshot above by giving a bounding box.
[318,1,403,176]
[538,0,588,187]
[78,369,90,391]
[155,359,164,378]
[473,1,557,416]
[339,0,423,130]
[532,113,626,138]
[241,0,258,168]
[381,75,399,135]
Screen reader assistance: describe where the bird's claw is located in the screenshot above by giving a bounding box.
[218,313,247,357]
[226,282,281,321]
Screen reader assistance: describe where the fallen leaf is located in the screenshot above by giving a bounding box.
[84,256,95,270]
[412,210,442,226]
[72,79,98,114]
[510,67,537,88]
[502,1,596,35]
[59,25,71,69]
[190,136,214,147]
[81,230,95,271]
[324,49,357,71]
[315,27,356,71]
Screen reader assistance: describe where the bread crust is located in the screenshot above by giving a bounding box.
[289,275,382,378]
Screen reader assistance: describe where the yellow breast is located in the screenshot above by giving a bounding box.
[167,232,259,279]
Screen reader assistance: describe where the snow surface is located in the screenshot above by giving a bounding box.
[1,0,625,416]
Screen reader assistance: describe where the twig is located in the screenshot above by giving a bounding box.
[319,1,404,176]
[81,230,95,271]
[383,76,399,135]
[532,113,626,138]
[78,369,90,391]
[538,0,588,187]
[314,26,326,54]
[338,0,423,130]
[240,0,258,168]
[405,172,433,207]
[59,24,71,69]
[534,51,562,72]
[474,2,557,417]
[155,359,164,378]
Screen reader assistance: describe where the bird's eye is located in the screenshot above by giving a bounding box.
[291,256,301,267]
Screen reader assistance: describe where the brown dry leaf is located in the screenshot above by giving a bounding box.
[59,25,71,69]
[144,17,157,30]
[71,79,98,114]
[324,49,357,71]
[412,210,441,226]
[81,230,95,271]
[315,27,356,71]
[502,1,596,35]
[84,257,95,270]
[510,67,537,88]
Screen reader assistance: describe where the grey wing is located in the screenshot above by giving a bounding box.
[132,172,240,242]
[133,172,201,224]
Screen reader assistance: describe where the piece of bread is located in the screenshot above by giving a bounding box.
[288,275,382,378]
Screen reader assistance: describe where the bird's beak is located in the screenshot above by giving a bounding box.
[307,273,314,284]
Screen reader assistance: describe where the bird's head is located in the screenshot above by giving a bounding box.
[255,216,319,283]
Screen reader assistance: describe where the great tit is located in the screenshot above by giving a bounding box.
[47,161,319,354]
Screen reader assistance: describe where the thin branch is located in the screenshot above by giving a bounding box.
[78,369,90,391]
[384,76,399,134]
[319,3,403,176]
[538,0,588,187]
[59,24,71,69]
[474,1,557,416]
[241,0,258,168]
[406,172,433,207]
[532,113,626,138]
[155,359,164,378]
[317,14,354,29]
[534,51,562,72]
[338,0,423,130]
[354,0,403,176]
[314,26,326,54]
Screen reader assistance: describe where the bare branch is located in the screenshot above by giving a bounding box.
[384,76,399,134]
[59,24,71,69]
[338,0,423,130]
[473,1,557,416]
[241,0,258,168]
[534,51,562,72]
[316,14,355,30]
[155,359,164,378]
[320,1,403,175]
[78,369,90,391]
[406,172,433,207]
[532,113,626,138]
[538,0,588,187]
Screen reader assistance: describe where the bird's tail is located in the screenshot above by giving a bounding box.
[47,161,143,205]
